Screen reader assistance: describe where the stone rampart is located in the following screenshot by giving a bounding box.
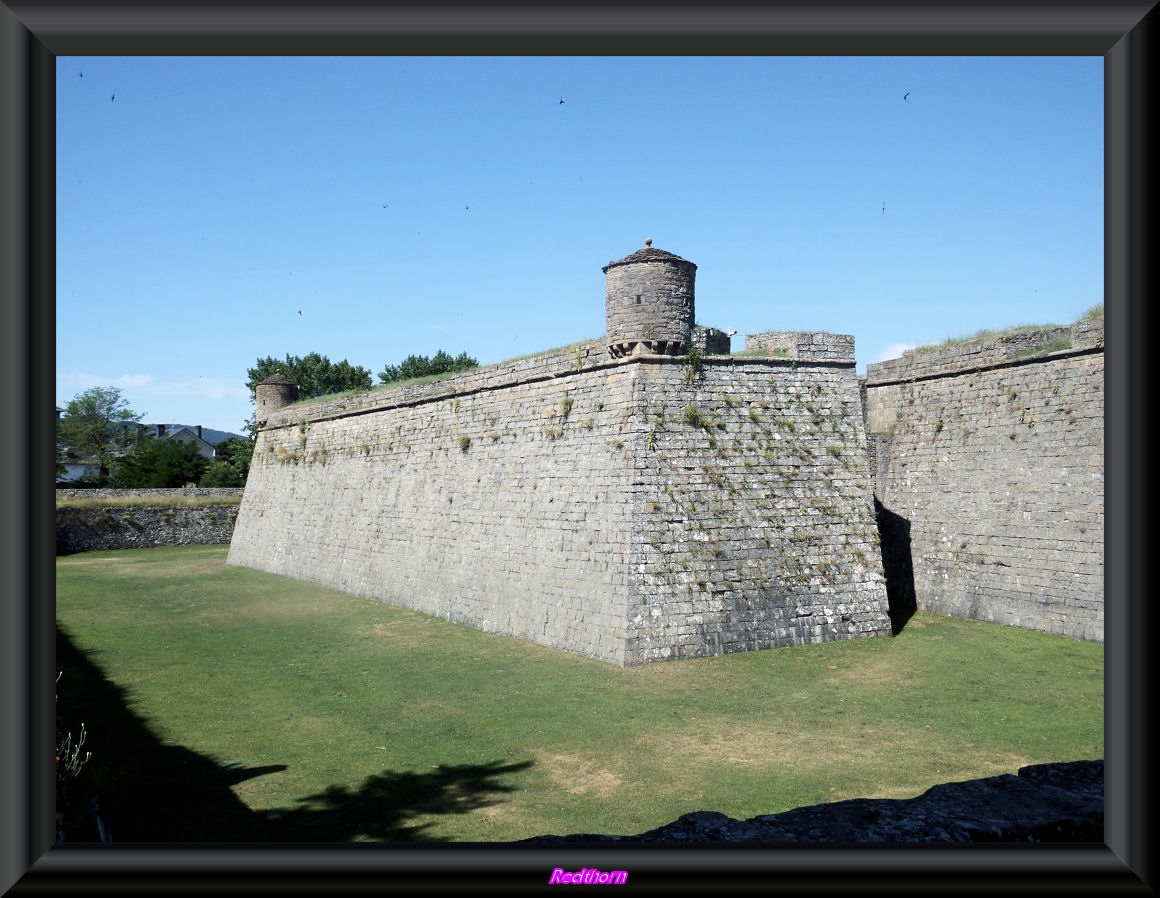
[863,322,1104,642]
[56,489,243,555]
[229,346,893,666]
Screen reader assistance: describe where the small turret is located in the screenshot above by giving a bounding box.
[254,373,299,425]
[603,238,697,358]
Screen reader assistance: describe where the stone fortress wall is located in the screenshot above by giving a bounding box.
[227,242,1104,663]
[863,317,1104,642]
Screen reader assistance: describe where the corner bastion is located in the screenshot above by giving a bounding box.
[228,242,894,665]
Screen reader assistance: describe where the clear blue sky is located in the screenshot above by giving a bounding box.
[56,56,1103,437]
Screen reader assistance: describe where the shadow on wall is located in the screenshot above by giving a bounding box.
[874,499,916,635]
[54,625,533,842]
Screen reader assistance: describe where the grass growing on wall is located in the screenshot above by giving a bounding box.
[56,545,1103,844]
[911,306,1103,356]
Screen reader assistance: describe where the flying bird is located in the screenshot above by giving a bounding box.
[465,204,470,210]
[559,96,565,104]
[298,309,302,316]
[78,72,83,78]
[882,201,886,215]
[110,93,115,102]
[903,92,910,102]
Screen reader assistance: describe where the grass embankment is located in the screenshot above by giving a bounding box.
[56,494,241,509]
[910,303,1105,356]
[55,545,1103,843]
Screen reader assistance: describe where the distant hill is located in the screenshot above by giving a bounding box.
[150,424,248,446]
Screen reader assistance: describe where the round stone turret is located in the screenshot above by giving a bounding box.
[603,238,697,358]
[254,373,299,424]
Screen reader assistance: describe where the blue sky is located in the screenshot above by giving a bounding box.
[56,56,1103,437]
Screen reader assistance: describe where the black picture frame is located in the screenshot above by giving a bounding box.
[3,2,1153,893]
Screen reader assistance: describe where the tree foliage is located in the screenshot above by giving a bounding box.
[198,461,243,488]
[215,436,258,484]
[110,434,210,488]
[378,350,479,385]
[58,386,143,484]
[246,353,374,403]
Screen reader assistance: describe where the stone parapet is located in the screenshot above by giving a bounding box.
[743,331,856,364]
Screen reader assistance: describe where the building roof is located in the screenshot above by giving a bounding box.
[603,239,696,273]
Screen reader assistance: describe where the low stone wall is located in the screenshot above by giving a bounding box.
[55,489,243,555]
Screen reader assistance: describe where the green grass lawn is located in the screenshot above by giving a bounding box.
[55,545,1103,843]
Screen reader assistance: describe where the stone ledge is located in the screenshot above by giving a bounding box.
[522,760,1102,844]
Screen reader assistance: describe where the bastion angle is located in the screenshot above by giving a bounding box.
[227,240,1104,665]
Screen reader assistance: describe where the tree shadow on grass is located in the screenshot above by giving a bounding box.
[55,624,532,843]
[260,760,534,842]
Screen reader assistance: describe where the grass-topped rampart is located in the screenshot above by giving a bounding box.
[57,488,242,508]
[281,338,607,412]
[910,303,1103,356]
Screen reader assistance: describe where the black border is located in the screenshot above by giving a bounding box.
[3,2,1153,893]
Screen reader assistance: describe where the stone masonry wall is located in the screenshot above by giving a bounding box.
[623,357,891,663]
[56,489,243,555]
[229,346,893,666]
[743,331,856,363]
[863,320,1104,642]
[231,357,643,666]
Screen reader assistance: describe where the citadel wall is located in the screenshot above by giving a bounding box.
[227,239,1104,662]
[863,317,1104,642]
[228,345,894,665]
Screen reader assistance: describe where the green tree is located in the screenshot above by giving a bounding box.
[246,352,374,403]
[56,418,68,482]
[110,434,209,488]
[198,461,243,488]
[378,349,478,385]
[58,387,143,485]
[209,437,254,486]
